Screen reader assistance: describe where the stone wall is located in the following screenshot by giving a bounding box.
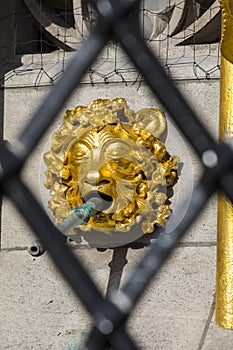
[1,78,219,249]
[0,1,225,348]
[1,77,221,350]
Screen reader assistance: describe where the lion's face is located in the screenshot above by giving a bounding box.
[44,98,179,237]
[62,123,150,230]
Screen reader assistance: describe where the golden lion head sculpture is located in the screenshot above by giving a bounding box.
[44,98,179,239]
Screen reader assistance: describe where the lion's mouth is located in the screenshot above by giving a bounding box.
[83,190,113,213]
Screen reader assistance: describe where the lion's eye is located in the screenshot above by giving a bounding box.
[105,144,130,160]
[76,150,88,159]
[107,148,123,159]
[70,144,91,164]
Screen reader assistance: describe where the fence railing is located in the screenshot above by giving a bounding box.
[1,1,232,349]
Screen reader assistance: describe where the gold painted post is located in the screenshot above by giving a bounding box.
[216,1,233,328]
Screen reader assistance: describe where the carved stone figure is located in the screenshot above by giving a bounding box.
[21,0,221,51]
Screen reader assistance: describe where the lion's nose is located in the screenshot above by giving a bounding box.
[85,169,100,186]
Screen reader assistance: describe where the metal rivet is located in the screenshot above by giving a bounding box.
[202,150,218,168]
[98,319,114,335]
[97,0,112,16]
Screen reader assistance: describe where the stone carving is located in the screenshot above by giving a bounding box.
[22,0,221,50]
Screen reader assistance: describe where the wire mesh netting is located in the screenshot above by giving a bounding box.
[1,0,221,88]
[1,0,232,349]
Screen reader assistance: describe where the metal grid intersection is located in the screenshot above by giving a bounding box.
[0,0,233,349]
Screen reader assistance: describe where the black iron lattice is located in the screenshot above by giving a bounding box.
[1,1,232,349]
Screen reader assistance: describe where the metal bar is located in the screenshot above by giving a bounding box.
[0,167,122,324]
[121,173,215,305]
[84,325,138,350]
[108,327,139,350]
[13,0,137,164]
[84,248,129,349]
[14,23,110,163]
[80,2,233,341]
[83,170,218,346]
[84,328,109,350]
[1,170,137,350]
[2,1,233,349]
[2,175,104,316]
[107,2,218,158]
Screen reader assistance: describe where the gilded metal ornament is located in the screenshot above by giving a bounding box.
[216,0,233,329]
[44,98,179,239]
[219,0,233,64]
[216,54,233,328]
